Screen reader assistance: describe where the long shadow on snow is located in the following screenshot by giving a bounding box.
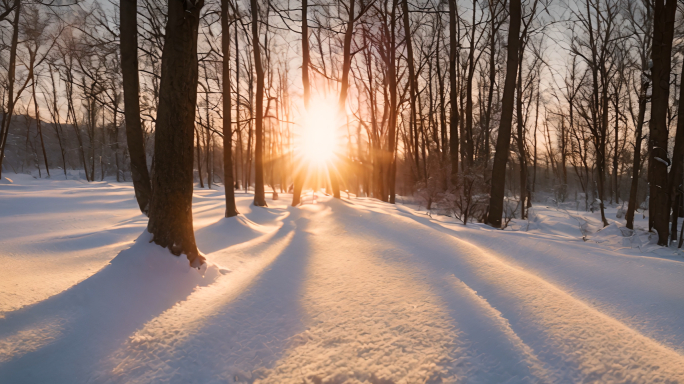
[0,233,218,384]
[326,199,551,382]
[108,208,314,383]
[195,214,270,254]
[186,210,313,383]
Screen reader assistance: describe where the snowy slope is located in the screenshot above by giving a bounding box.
[2,176,684,383]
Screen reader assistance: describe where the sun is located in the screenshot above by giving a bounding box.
[298,99,341,165]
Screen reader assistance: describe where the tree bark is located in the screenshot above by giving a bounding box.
[334,0,358,199]
[0,0,21,178]
[196,128,204,188]
[448,0,459,185]
[120,0,152,215]
[464,0,476,168]
[251,0,268,206]
[626,124,646,213]
[30,61,49,177]
[515,49,527,219]
[668,63,684,241]
[486,0,521,228]
[649,0,677,245]
[291,0,309,206]
[401,0,420,177]
[387,0,398,204]
[147,0,205,266]
[48,66,67,178]
[483,5,496,169]
[222,0,238,217]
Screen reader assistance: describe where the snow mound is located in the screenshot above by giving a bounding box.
[0,231,221,379]
[590,222,627,242]
[0,177,12,184]
[244,203,290,225]
[588,222,662,252]
[195,215,271,254]
[110,231,222,284]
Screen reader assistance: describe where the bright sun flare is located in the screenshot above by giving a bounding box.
[299,99,340,164]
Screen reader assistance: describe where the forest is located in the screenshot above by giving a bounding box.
[5,0,684,382]
[2,0,682,251]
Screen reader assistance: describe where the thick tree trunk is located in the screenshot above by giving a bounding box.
[147,0,204,266]
[668,63,684,242]
[120,0,152,215]
[649,0,677,245]
[251,0,267,206]
[222,0,238,217]
[486,0,521,228]
[448,0,459,185]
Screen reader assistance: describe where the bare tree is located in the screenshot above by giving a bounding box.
[649,0,677,244]
[121,0,152,214]
[222,0,239,217]
[147,0,205,265]
[486,0,521,228]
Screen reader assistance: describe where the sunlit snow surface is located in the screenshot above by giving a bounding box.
[2,174,684,383]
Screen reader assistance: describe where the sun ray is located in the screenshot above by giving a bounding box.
[292,98,346,195]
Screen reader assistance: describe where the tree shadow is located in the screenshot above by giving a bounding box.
[194,214,273,254]
[0,233,220,383]
[97,211,315,383]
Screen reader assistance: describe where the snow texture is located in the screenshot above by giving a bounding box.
[2,175,684,383]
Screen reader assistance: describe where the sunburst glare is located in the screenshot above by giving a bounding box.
[298,98,342,165]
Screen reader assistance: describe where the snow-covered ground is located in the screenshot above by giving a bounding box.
[2,174,684,383]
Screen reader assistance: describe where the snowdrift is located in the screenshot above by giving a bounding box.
[195,214,270,254]
[0,232,221,382]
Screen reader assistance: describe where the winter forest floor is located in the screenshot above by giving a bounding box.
[2,175,684,383]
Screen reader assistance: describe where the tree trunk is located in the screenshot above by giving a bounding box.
[292,0,309,206]
[483,9,496,169]
[30,65,49,177]
[486,0,521,228]
[464,0,476,168]
[613,88,620,204]
[48,67,67,178]
[334,0,358,199]
[448,0,459,185]
[0,0,21,178]
[67,87,90,181]
[387,0,398,204]
[516,52,527,219]
[222,0,238,217]
[625,82,649,229]
[147,0,205,266]
[251,0,268,206]
[649,0,677,245]
[120,0,152,215]
[668,62,684,241]
[196,128,204,188]
[401,0,420,177]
